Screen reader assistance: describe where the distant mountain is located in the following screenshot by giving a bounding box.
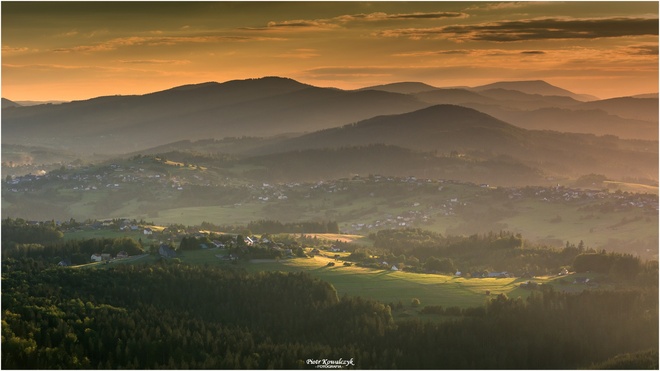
[255,104,657,181]
[415,88,582,111]
[577,97,658,123]
[2,98,21,109]
[471,80,598,101]
[500,107,658,140]
[413,88,497,106]
[476,88,581,108]
[264,104,527,154]
[633,93,658,99]
[14,100,68,106]
[412,87,656,140]
[358,82,438,94]
[4,75,655,163]
[2,77,429,154]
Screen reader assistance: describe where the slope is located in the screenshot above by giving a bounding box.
[2,77,429,154]
[252,104,657,181]
[471,80,598,101]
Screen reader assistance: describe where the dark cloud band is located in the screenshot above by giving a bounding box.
[383,17,659,41]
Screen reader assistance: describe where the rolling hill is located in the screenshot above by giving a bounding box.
[252,104,658,181]
[2,77,429,154]
[577,97,659,122]
[5,76,656,158]
[471,80,598,101]
[412,87,657,140]
[1,98,21,109]
[498,107,658,140]
[358,81,438,94]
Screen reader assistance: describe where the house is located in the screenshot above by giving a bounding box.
[90,253,103,262]
[158,244,177,258]
[143,228,153,235]
[244,236,255,246]
[455,271,462,277]
[58,259,71,267]
[116,251,129,259]
[391,265,399,271]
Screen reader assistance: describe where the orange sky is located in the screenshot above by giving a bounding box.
[2,1,658,101]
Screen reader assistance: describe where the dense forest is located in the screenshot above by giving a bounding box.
[2,254,658,369]
[364,228,654,280]
[2,220,658,369]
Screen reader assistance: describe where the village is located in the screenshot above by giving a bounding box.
[4,156,658,263]
[5,156,657,217]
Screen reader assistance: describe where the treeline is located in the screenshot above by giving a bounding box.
[364,228,659,284]
[247,219,339,234]
[2,260,657,369]
[1,238,144,265]
[574,252,655,281]
[1,218,63,246]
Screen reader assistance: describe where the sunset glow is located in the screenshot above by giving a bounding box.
[2,1,658,101]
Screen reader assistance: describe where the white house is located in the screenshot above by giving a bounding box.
[90,254,102,262]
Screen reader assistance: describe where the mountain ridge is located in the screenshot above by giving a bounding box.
[2,77,429,154]
[3,76,657,157]
[471,80,598,101]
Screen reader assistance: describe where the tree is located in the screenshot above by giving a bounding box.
[424,257,455,273]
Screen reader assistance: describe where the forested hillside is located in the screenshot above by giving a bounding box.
[2,259,657,369]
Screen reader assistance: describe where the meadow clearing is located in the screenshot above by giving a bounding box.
[98,246,601,320]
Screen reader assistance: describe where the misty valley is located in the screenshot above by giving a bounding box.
[2,77,658,369]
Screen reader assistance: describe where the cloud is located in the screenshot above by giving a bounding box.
[52,34,284,53]
[520,50,546,55]
[378,17,659,41]
[118,59,191,65]
[266,20,338,29]
[392,50,472,57]
[393,49,550,58]
[625,44,659,56]
[275,49,321,59]
[337,11,467,22]
[2,63,107,71]
[2,45,30,54]
[247,11,468,32]
[465,2,545,12]
[56,30,79,37]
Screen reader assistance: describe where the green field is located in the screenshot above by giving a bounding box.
[102,248,601,319]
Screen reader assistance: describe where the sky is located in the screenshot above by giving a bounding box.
[2,1,658,101]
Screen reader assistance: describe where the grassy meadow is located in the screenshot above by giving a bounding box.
[96,247,602,319]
